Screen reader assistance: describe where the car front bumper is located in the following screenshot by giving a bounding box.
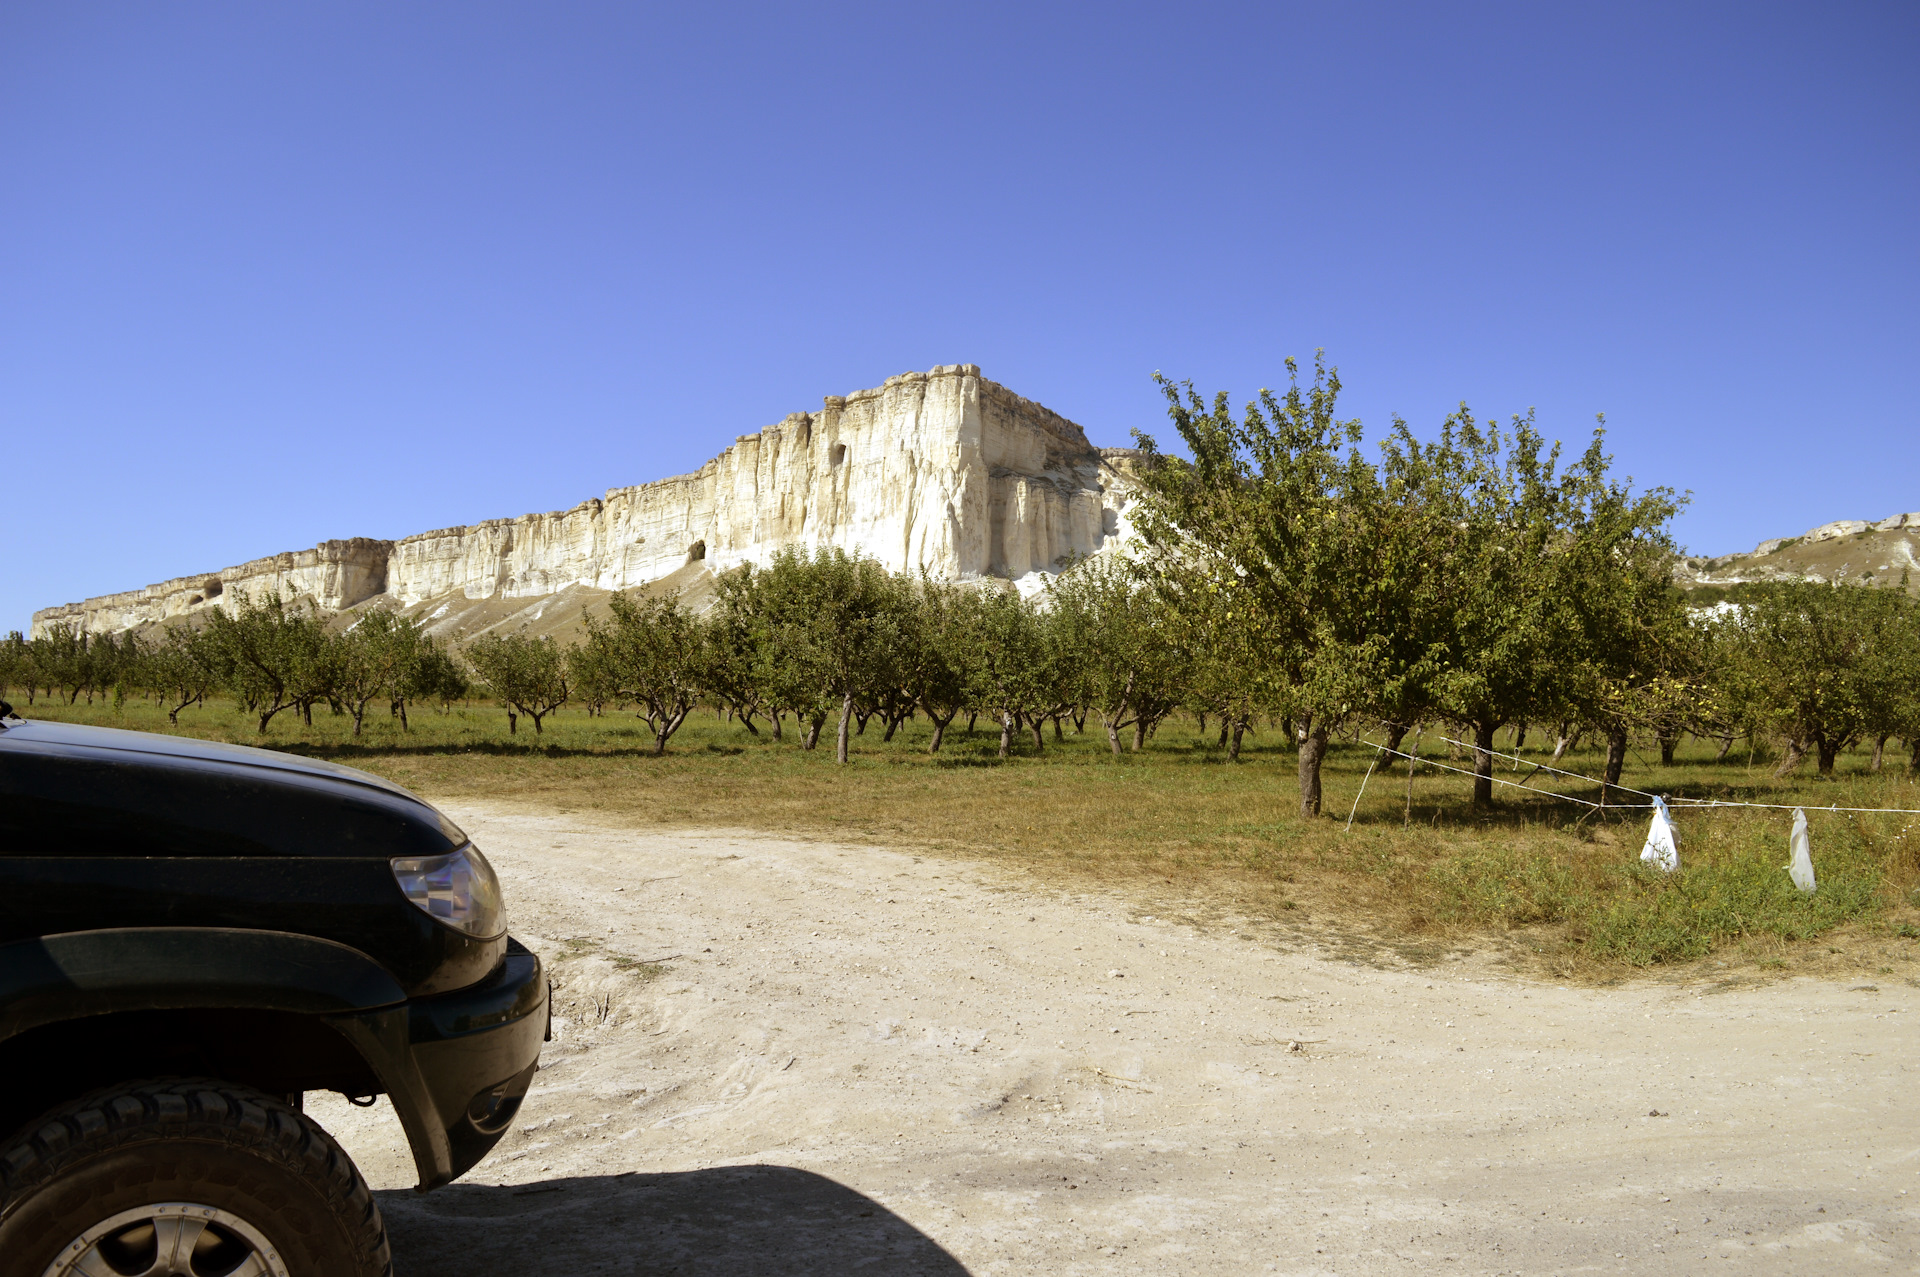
[327,936,547,1189]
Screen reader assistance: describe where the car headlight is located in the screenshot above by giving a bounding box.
[391,844,506,938]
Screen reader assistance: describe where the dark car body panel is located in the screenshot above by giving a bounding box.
[0,721,464,859]
[0,717,544,1190]
[0,855,503,996]
[0,928,407,1040]
[328,940,547,1186]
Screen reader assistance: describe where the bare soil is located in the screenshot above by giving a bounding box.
[310,802,1919,1275]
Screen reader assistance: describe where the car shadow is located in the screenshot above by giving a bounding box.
[377,1165,972,1275]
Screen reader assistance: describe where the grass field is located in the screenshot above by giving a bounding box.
[16,694,1920,979]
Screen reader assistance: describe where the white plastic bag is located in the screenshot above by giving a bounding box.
[1786,807,1816,893]
[1640,796,1680,873]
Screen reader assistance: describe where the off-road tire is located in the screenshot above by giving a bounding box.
[0,1078,391,1277]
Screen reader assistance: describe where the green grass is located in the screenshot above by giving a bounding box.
[15,692,1920,976]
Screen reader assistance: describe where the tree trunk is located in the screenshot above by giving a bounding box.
[1512,722,1527,752]
[1030,716,1045,753]
[1218,720,1229,748]
[1053,715,1064,742]
[1227,720,1244,763]
[837,693,853,763]
[1714,734,1734,763]
[1472,720,1499,809]
[1297,721,1329,817]
[505,707,518,734]
[770,711,783,742]
[1816,734,1839,776]
[351,705,365,737]
[1658,733,1677,767]
[854,706,870,736]
[1909,736,1920,774]
[1384,721,1408,758]
[1281,716,1294,746]
[1773,737,1808,778]
[1602,728,1627,803]
[1072,710,1087,734]
[1871,734,1887,772]
[967,711,977,735]
[1132,720,1147,752]
[929,719,947,754]
[882,714,899,743]
[802,713,824,750]
[1404,725,1424,823]
[1550,725,1578,764]
[1103,715,1124,758]
[1196,711,1207,735]
[998,712,1013,760]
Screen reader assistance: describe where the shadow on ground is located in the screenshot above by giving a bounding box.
[379,1165,970,1275]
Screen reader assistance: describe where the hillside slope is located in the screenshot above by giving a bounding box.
[1678,510,1920,598]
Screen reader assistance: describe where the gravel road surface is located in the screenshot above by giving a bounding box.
[310,803,1918,1274]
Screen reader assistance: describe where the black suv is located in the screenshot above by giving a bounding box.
[0,707,547,1276]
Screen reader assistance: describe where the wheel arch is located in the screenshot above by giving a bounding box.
[0,928,406,1148]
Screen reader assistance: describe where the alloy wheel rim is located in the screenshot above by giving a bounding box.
[41,1201,291,1277]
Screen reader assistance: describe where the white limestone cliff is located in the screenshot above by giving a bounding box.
[32,365,1137,636]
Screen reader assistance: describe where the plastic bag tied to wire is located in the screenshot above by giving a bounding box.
[1786,807,1816,894]
[1640,796,1680,873]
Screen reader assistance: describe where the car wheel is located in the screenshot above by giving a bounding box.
[0,1078,391,1277]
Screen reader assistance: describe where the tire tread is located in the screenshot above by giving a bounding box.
[0,1077,391,1277]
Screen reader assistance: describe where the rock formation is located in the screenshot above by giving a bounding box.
[1677,508,1920,596]
[32,365,1138,637]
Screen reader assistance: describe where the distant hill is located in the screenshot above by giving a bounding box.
[1676,511,1920,600]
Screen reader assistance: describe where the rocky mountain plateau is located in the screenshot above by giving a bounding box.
[31,365,1143,641]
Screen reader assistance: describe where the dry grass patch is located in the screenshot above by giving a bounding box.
[18,696,1920,980]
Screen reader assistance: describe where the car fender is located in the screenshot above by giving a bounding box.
[0,927,407,1042]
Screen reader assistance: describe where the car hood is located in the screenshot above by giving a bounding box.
[0,718,467,857]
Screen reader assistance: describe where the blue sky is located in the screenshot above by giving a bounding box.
[3,2,1915,630]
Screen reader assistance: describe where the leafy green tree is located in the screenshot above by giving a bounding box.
[894,573,979,753]
[203,591,330,733]
[399,641,467,720]
[1856,588,1920,772]
[1160,568,1281,762]
[965,586,1049,759]
[0,631,27,705]
[33,624,91,705]
[1416,410,1681,806]
[713,556,833,747]
[707,567,782,736]
[1132,356,1387,813]
[567,629,622,718]
[731,548,901,762]
[579,593,706,754]
[1723,581,1915,776]
[141,624,221,724]
[334,609,431,736]
[1547,431,1689,796]
[1046,556,1186,760]
[465,632,571,733]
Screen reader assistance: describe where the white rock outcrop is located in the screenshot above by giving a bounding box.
[1753,511,1919,556]
[32,365,1137,637]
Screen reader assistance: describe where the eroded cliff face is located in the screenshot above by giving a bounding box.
[30,540,391,636]
[32,365,1135,636]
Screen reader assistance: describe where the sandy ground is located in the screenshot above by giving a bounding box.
[308,802,1920,1275]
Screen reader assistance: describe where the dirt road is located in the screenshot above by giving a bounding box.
[310,803,1918,1275]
